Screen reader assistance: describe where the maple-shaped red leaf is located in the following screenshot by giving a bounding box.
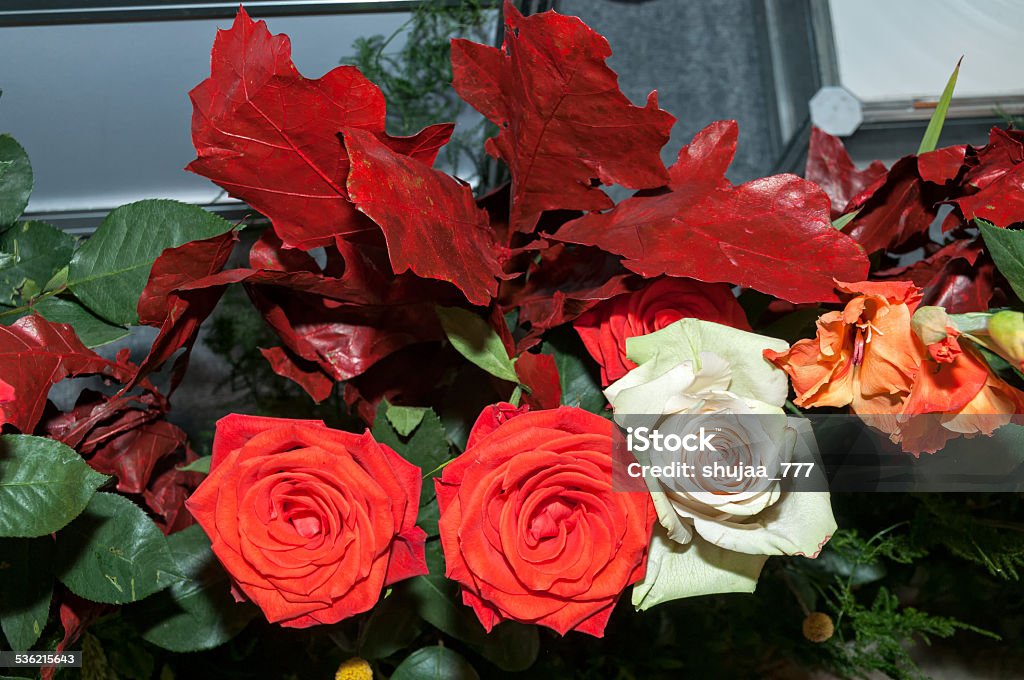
[451,0,674,234]
[0,316,138,432]
[553,120,869,304]
[188,7,453,250]
[806,126,887,218]
[343,127,504,305]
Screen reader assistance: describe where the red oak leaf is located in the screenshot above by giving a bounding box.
[342,127,504,305]
[187,7,453,250]
[451,0,674,234]
[0,316,137,432]
[553,120,868,304]
[806,126,887,218]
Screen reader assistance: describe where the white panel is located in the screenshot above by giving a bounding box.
[0,12,410,213]
[830,0,1024,103]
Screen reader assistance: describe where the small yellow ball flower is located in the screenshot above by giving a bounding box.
[335,657,373,680]
[802,611,835,643]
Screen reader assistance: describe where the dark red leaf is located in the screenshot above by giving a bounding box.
[187,7,453,250]
[515,352,561,409]
[843,156,940,254]
[451,0,674,234]
[963,126,1024,190]
[874,237,992,313]
[553,120,868,304]
[917,145,966,185]
[955,163,1024,227]
[259,345,334,402]
[88,419,187,495]
[0,316,137,432]
[144,447,203,535]
[43,593,114,679]
[342,127,504,306]
[805,126,887,218]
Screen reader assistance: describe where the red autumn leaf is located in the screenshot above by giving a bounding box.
[503,243,636,348]
[343,343,460,425]
[805,126,887,218]
[515,352,562,410]
[874,237,993,313]
[451,0,674,234]
[130,230,240,389]
[842,156,941,254]
[187,7,453,250]
[553,120,869,304]
[88,419,187,495]
[963,126,1024,190]
[0,316,138,432]
[955,163,1024,227]
[145,446,204,535]
[342,127,504,305]
[917,145,966,185]
[259,345,334,402]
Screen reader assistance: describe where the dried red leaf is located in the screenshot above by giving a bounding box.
[342,127,504,305]
[805,126,887,218]
[553,120,868,304]
[187,7,453,250]
[0,316,138,432]
[451,0,674,234]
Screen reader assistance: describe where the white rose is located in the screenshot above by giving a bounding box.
[604,318,837,609]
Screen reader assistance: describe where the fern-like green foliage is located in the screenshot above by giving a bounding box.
[912,494,1024,580]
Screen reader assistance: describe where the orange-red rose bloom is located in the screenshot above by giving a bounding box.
[186,414,427,628]
[574,277,750,385]
[436,406,655,637]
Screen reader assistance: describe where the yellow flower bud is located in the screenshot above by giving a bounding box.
[802,611,835,643]
[989,311,1024,371]
[335,657,373,680]
[911,306,952,346]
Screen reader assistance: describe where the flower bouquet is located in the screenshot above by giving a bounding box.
[1,2,1022,678]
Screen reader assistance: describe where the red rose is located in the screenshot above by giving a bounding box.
[574,277,751,385]
[436,407,654,637]
[186,414,426,628]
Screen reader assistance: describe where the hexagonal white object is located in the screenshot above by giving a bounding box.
[809,86,864,137]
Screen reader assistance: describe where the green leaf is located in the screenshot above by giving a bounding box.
[979,219,1024,300]
[0,135,32,228]
[0,221,75,305]
[392,646,479,680]
[128,525,255,652]
[68,200,233,325]
[417,496,440,538]
[917,59,960,154]
[540,327,605,413]
[357,589,423,660]
[832,210,859,230]
[372,402,449,504]
[436,306,518,383]
[0,434,108,538]
[176,456,212,475]
[54,492,181,604]
[385,402,429,437]
[0,537,54,651]
[31,297,129,348]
